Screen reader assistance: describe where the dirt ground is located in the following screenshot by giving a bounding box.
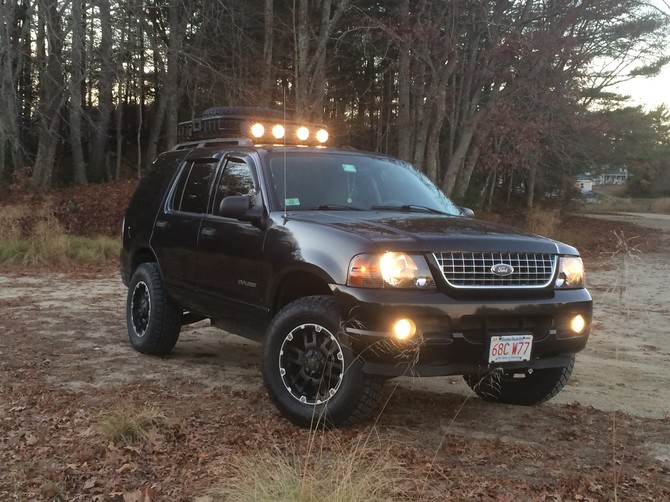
[1,213,669,501]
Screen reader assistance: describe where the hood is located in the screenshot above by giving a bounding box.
[281,210,578,255]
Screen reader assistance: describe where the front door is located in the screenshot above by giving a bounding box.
[196,157,268,319]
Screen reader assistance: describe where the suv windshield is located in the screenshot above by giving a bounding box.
[267,152,461,215]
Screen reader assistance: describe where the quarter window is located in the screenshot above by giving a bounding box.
[172,160,217,213]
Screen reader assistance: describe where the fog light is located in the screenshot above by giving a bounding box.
[393,319,416,340]
[571,314,586,334]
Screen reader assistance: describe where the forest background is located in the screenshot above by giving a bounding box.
[1,0,669,210]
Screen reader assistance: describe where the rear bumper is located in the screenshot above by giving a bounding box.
[331,286,592,377]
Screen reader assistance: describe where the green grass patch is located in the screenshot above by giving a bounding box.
[0,235,119,266]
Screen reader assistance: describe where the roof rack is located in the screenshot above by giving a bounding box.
[171,138,254,151]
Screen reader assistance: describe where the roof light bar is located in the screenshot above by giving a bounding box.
[272,124,286,139]
[178,110,329,145]
[251,123,265,138]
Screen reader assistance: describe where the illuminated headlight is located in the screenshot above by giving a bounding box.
[555,256,585,289]
[347,252,435,289]
[297,126,310,141]
[250,123,265,138]
[272,124,285,139]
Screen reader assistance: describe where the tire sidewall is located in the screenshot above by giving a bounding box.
[262,297,367,427]
[126,263,171,354]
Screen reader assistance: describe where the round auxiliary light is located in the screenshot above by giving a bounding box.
[296,126,310,141]
[250,123,265,138]
[393,318,416,341]
[316,128,329,144]
[272,124,285,139]
[571,314,586,334]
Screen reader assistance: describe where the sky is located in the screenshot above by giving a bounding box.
[615,65,670,110]
[616,0,670,110]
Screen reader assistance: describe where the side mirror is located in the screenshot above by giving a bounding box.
[219,195,251,219]
[460,207,475,218]
[218,195,267,228]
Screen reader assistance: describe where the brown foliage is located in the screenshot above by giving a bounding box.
[2,180,137,237]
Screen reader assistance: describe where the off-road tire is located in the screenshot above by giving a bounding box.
[463,355,575,405]
[262,296,383,428]
[126,263,182,356]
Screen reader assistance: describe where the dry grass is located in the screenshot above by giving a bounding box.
[582,195,670,214]
[650,197,670,214]
[525,208,560,237]
[0,204,118,265]
[95,408,170,444]
[212,437,402,502]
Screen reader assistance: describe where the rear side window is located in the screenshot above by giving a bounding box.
[172,160,218,213]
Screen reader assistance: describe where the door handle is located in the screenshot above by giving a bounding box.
[201,227,217,238]
[155,219,169,229]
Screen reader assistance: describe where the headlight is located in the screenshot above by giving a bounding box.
[347,252,435,289]
[555,256,585,289]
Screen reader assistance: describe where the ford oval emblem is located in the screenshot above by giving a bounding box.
[491,263,514,277]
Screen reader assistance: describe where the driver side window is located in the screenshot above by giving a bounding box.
[213,159,257,212]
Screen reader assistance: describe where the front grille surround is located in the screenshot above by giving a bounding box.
[433,252,557,289]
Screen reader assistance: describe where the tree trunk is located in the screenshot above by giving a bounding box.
[89,0,113,182]
[526,162,537,209]
[260,0,274,107]
[69,0,87,184]
[396,0,411,162]
[164,0,187,149]
[453,139,481,200]
[440,107,485,195]
[295,0,309,116]
[0,1,26,176]
[32,0,66,191]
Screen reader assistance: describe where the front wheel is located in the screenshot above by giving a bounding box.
[262,296,383,428]
[463,355,575,405]
[126,263,182,356]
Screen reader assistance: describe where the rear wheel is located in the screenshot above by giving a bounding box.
[463,355,575,405]
[126,263,181,356]
[262,296,383,428]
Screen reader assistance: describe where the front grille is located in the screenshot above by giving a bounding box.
[433,252,556,288]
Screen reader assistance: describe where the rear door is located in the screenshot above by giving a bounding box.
[151,158,219,306]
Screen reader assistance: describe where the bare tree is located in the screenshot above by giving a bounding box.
[69,0,88,184]
[89,0,113,182]
[32,0,67,190]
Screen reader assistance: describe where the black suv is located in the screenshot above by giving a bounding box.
[121,108,592,427]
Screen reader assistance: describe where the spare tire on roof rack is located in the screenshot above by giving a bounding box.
[202,106,286,119]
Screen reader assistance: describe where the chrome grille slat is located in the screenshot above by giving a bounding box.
[433,252,556,289]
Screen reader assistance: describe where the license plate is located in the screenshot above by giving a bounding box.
[488,334,533,363]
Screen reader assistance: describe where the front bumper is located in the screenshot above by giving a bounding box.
[331,285,592,377]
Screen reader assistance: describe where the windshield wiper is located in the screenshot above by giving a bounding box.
[314,204,363,211]
[371,204,447,215]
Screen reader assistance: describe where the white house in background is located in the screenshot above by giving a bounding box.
[575,173,594,193]
[595,166,629,185]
